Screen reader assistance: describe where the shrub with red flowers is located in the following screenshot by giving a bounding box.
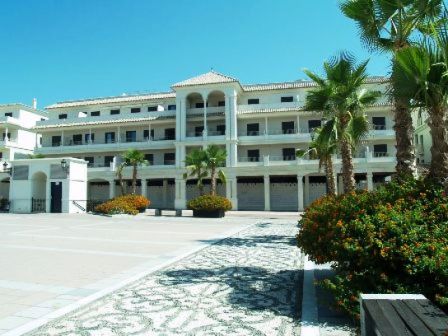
[95,194,150,215]
[187,195,232,212]
[297,177,448,319]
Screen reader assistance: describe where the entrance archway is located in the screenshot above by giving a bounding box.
[31,171,47,212]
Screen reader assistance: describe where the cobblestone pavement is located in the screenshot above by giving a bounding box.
[30,221,303,336]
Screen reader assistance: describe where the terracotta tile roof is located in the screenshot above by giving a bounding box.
[46,92,176,109]
[172,71,238,88]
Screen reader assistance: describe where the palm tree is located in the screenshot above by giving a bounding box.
[204,145,227,196]
[183,149,208,195]
[340,0,444,176]
[393,30,448,180]
[297,126,338,196]
[304,52,380,193]
[115,161,127,196]
[122,149,147,194]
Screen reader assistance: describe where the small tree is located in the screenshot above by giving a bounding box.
[297,125,338,196]
[115,161,127,196]
[122,149,147,194]
[183,149,208,195]
[204,145,227,196]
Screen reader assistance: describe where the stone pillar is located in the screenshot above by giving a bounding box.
[230,95,238,140]
[141,179,147,198]
[226,177,238,210]
[176,97,187,141]
[304,175,310,207]
[176,144,185,167]
[174,178,186,209]
[203,98,208,138]
[109,179,115,199]
[297,175,304,211]
[162,179,168,207]
[264,174,270,211]
[296,115,300,133]
[367,172,374,191]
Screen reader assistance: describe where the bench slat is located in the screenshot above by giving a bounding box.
[363,300,411,336]
[404,300,448,335]
[391,300,434,335]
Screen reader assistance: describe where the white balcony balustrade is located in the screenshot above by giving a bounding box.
[237,102,302,112]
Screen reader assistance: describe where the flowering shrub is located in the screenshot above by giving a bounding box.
[297,177,448,318]
[187,195,232,212]
[95,194,150,215]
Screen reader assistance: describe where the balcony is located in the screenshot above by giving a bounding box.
[0,138,19,148]
[186,106,225,116]
[237,153,395,167]
[237,102,302,113]
[368,125,395,139]
[37,136,176,154]
[238,128,311,143]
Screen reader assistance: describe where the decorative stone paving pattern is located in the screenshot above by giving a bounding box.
[30,221,303,336]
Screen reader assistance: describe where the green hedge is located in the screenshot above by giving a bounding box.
[297,177,448,318]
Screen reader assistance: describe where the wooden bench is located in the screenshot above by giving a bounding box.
[154,208,182,217]
[360,294,448,336]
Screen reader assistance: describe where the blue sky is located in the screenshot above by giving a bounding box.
[0,0,390,108]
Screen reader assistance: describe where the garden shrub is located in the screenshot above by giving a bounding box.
[95,194,150,215]
[297,177,448,318]
[187,195,232,212]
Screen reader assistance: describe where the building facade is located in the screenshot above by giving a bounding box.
[0,103,48,200]
[26,71,397,211]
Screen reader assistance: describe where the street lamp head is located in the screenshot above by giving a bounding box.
[61,159,68,172]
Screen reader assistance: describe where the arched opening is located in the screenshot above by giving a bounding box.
[186,92,206,137]
[0,177,10,211]
[186,92,204,110]
[88,178,110,202]
[31,172,47,213]
[207,91,226,136]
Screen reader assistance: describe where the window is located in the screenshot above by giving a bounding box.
[41,118,46,121]
[59,114,67,120]
[143,129,154,140]
[90,111,100,117]
[308,119,322,132]
[373,144,388,157]
[282,148,296,161]
[148,106,158,112]
[72,134,82,145]
[372,117,386,130]
[144,154,154,165]
[4,113,12,117]
[164,128,175,140]
[164,153,175,165]
[168,104,176,110]
[217,124,226,135]
[105,132,115,144]
[218,101,225,107]
[282,121,295,134]
[2,132,11,140]
[104,156,114,167]
[247,123,260,136]
[195,102,204,108]
[126,131,137,142]
[84,157,94,167]
[248,98,260,105]
[85,133,95,143]
[52,136,61,147]
[195,126,204,137]
[247,149,260,162]
[281,96,294,103]
[131,107,141,113]
[110,109,120,115]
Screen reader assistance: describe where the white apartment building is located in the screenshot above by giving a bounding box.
[413,109,432,165]
[29,71,396,212]
[0,103,48,199]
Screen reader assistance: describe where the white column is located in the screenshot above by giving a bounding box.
[176,145,185,168]
[230,142,237,167]
[109,180,115,199]
[296,115,300,133]
[141,178,147,198]
[148,124,151,141]
[264,116,268,135]
[181,97,187,140]
[304,175,310,207]
[264,174,270,211]
[230,95,238,140]
[297,174,304,211]
[226,177,238,210]
[174,178,186,209]
[367,172,374,191]
[162,179,168,207]
[89,128,92,144]
[117,126,121,143]
[203,99,208,138]
[5,128,9,141]
[61,130,64,146]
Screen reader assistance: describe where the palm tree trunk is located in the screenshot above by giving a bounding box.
[118,173,125,196]
[210,166,217,196]
[325,156,336,196]
[428,106,448,180]
[132,164,137,194]
[340,138,356,193]
[393,99,416,177]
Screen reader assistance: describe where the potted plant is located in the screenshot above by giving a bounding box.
[187,194,232,218]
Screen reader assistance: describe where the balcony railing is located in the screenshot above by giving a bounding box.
[373,152,389,157]
[186,130,226,137]
[238,102,302,112]
[43,136,176,148]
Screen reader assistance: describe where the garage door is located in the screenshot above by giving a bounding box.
[237,181,264,210]
[270,182,298,211]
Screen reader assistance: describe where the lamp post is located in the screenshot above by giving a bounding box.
[61,159,69,174]
[2,162,12,176]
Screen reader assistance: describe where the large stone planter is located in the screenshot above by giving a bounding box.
[192,209,225,218]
